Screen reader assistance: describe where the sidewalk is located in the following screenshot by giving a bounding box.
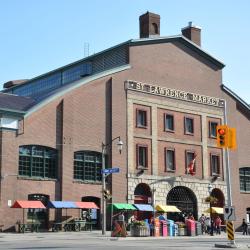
[0,230,249,241]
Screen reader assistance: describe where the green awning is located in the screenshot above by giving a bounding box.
[112,203,136,210]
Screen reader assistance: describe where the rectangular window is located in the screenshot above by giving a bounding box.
[240,168,250,192]
[137,145,148,169]
[211,154,220,175]
[209,122,218,138]
[165,114,174,131]
[165,149,175,171]
[136,109,147,128]
[186,151,196,173]
[184,117,194,134]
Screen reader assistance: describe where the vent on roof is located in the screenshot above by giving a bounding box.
[3,79,29,89]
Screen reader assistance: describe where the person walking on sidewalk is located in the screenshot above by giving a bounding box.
[214,215,222,235]
[241,219,248,235]
[199,214,206,234]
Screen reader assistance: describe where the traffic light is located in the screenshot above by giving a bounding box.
[228,127,237,150]
[103,189,111,200]
[216,125,237,149]
[216,125,229,148]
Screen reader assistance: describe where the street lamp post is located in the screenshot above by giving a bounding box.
[101,136,123,235]
[208,183,214,236]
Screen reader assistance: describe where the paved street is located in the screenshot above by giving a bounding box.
[0,231,249,250]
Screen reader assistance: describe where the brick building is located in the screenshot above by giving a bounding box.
[0,12,249,231]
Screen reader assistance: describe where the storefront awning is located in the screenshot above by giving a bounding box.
[47,201,78,209]
[156,205,181,213]
[112,203,136,210]
[75,202,99,209]
[204,207,224,214]
[133,204,154,211]
[11,200,46,209]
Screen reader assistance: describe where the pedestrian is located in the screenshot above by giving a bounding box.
[205,217,211,234]
[241,219,248,235]
[118,212,127,237]
[199,214,206,234]
[214,215,222,234]
[188,213,194,220]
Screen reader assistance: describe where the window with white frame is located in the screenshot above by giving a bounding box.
[165,148,175,171]
[240,167,250,192]
[210,154,220,175]
[164,114,174,132]
[137,145,148,169]
[184,117,194,134]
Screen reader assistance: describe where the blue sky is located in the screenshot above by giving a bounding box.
[1,0,250,103]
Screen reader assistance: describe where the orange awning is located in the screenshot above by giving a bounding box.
[75,202,99,209]
[11,200,46,209]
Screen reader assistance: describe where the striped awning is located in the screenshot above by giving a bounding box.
[156,205,181,213]
[11,200,46,209]
[47,201,78,209]
[133,204,154,211]
[112,203,136,210]
[204,207,224,214]
[75,202,99,209]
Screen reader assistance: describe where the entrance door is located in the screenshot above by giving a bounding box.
[28,194,49,229]
[82,196,100,229]
[167,186,197,220]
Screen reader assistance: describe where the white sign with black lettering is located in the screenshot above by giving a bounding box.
[224,206,236,221]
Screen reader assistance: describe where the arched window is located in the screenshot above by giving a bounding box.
[151,23,158,34]
[74,151,102,182]
[19,145,57,179]
[240,167,250,192]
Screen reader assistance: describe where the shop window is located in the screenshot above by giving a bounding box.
[137,145,148,169]
[165,148,175,171]
[209,121,218,138]
[184,117,194,134]
[210,154,220,175]
[74,151,102,183]
[164,114,174,132]
[19,145,57,179]
[240,167,250,192]
[136,109,147,128]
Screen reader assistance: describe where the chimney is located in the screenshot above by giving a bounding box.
[139,12,160,38]
[181,21,201,46]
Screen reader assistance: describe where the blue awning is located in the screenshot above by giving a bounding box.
[47,201,78,209]
[133,204,154,212]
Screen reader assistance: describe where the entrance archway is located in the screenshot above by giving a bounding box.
[134,183,152,220]
[134,183,151,204]
[211,188,225,207]
[167,186,197,220]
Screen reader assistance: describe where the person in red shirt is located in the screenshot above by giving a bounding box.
[214,215,222,234]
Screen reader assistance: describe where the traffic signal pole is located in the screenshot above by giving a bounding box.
[223,100,233,207]
[223,100,235,245]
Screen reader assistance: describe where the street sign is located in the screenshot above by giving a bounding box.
[224,206,236,221]
[101,167,120,174]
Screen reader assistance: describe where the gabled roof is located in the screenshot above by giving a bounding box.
[130,35,225,69]
[221,84,250,111]
[0,35,225,115]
